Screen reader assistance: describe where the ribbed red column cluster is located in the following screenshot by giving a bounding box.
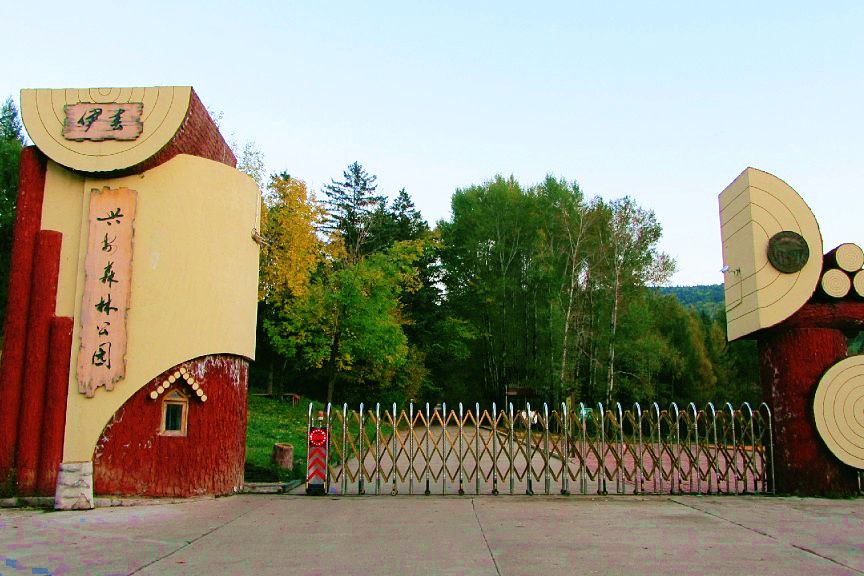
[0,147,73,495]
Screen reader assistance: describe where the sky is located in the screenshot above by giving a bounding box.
[4,1,863,285]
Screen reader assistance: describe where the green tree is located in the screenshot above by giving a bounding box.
[0,97,24,331]
[256,173,326,396]
[596,197,675,404]
[322,162,385,262]
[266,240,423,405]
[438,176,678,406]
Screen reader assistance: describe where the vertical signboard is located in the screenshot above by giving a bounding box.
[77,187,137,397]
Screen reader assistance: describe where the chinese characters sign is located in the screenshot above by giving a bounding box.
[63,102,143,141]
[77,187,137,397]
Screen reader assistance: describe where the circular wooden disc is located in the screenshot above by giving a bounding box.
[854,270,864,298]
[821,269,851,298]
[814,356,864,469]
[834,243,864,272]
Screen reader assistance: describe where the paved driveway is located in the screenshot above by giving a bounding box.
[1,495,862,575]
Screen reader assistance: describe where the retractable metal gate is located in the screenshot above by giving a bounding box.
[307,401,773,496]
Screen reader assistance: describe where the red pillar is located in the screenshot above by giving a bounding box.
[0,147,47,478]
[15,230,62,495]
[36,316,73,496]
[759,326,860,495]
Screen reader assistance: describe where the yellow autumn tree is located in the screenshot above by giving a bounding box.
[259,173,324,306]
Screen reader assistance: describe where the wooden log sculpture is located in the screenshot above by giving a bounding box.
[824,243,864,273]
[813,355,864,471]
[720,168,863,496]
[820,268,852,299]
[758,303,864,495]
[854,270,864,299]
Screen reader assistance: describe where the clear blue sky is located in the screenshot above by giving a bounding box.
[5,1,863,285]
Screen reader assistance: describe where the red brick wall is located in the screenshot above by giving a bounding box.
[93,355,248,497]
[130,89,236,174]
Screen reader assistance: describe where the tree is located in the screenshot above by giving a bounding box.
[321,162,384,262]
[259,173,324,305]
[0,98,23,142]
[236,140,267,190]
[597,197,674,404]
[440,176,531,401]
[255,173,326,396]
[266,240,423,405]
[0,97,24,331]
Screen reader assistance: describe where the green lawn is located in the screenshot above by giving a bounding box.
[245,394,325,482]
[244,395,394,483]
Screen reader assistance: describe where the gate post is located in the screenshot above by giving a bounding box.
[306,406,329,495]
[492,402,499,495]
[508,403,515,495]
[458,403,464,496]
[425,402,431,496]
[759,322,859,495]
[525,402,533,496]
[561,402,570,496]
[358,403,365,495]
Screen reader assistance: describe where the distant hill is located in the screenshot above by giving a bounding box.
[657,284,724,316]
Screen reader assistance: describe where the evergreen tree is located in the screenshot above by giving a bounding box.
[322,162,384,261]
[0,97,24,333]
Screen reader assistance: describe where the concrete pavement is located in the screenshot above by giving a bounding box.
[1,494,862,575]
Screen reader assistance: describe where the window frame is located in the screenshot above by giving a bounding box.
[160,389,189,437]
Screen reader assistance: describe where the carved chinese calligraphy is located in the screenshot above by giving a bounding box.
[77,187,137,397]
[63,103,143,141]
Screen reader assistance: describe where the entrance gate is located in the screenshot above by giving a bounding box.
[307,402,773,496]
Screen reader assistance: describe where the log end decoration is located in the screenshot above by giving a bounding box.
[854,270,864,299]
[825,243,864,273]
[719,167,823,340]
[767,231,809,273]
[20,87,192,173]
[813,355,864,470]
[820,269,851,299]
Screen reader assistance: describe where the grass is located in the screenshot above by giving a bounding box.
[245,394,325,483]
[244,396,399,482]
[0,469,15,498]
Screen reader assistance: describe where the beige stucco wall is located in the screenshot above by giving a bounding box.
[41,154,260,462]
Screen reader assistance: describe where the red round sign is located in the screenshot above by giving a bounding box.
[309,428,328,447]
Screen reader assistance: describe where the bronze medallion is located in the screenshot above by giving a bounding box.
[767,231,809,273]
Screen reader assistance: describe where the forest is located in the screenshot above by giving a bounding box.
[0,98,761,409]
[253,162,760,408]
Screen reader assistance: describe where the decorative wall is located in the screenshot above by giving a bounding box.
[0,86,260,506]
[720,168,864,495]
[94,355,248,497]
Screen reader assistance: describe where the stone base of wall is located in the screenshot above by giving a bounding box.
[54,461,94,510]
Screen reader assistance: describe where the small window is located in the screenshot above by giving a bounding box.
[160,390,188,436]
